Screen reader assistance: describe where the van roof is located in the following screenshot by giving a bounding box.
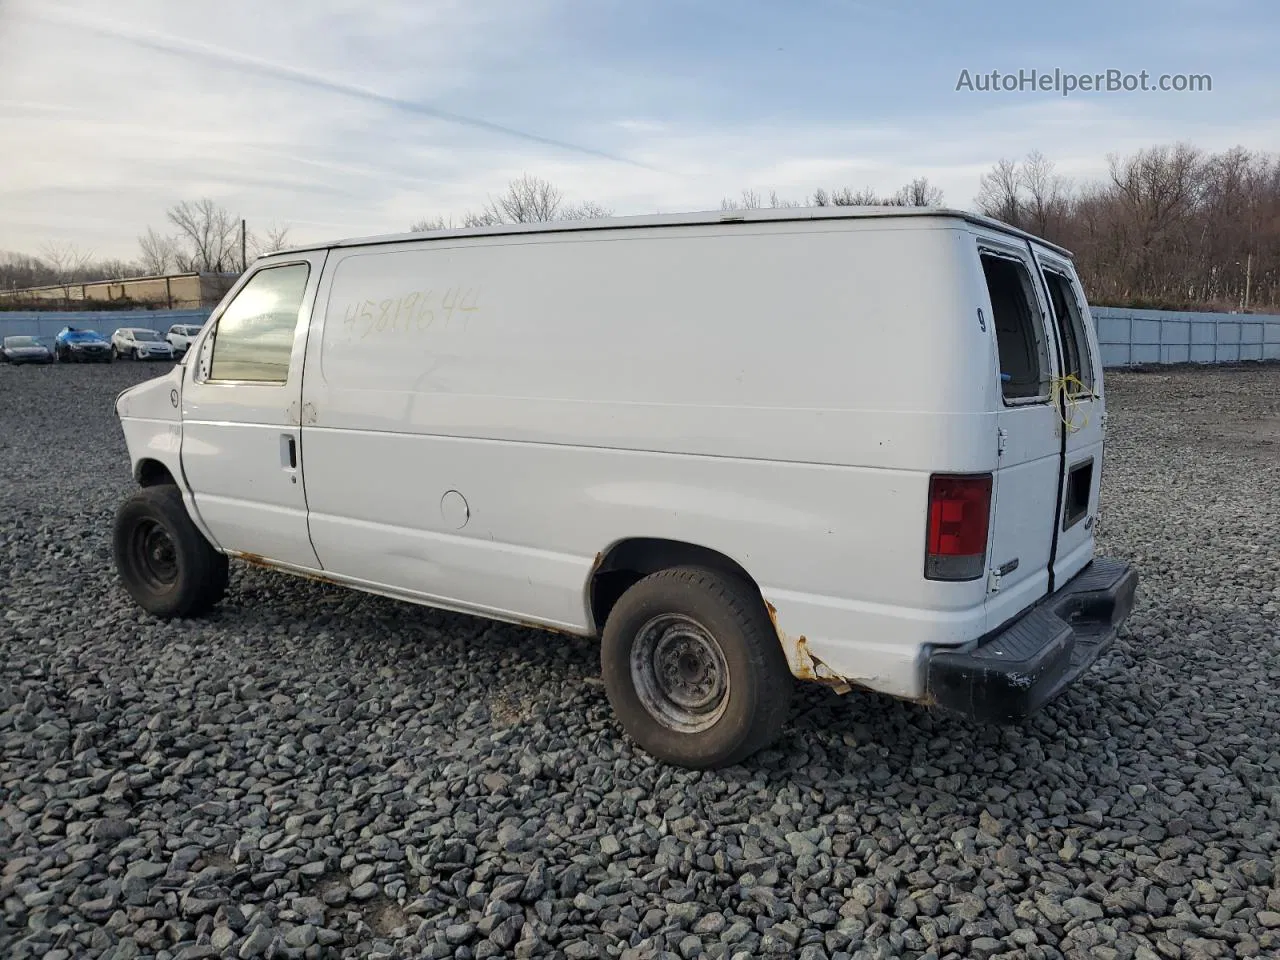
[272,205,1074,260]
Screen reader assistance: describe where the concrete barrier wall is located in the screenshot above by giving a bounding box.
[1092,305,1280,367]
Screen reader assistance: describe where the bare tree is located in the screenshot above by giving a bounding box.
[830,187,887,206]
[481,174,564,223]
[138,228,181,275]
[1019,151,1071,236]
[251,222,293,257]
[721,189,763,211]
[413,176,613,229]
[722,188,807,210]
[38,241,95,281]
[166,198,241,272]
[560,200,614,220]
[976,158,1023,227]
[892,177,945,207]
[409,215,457,232]
[463,209,504,228]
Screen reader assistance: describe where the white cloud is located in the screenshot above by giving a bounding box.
[1,0,1276,261]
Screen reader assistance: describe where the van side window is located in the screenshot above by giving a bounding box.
[981,254,1050,401]
[1042,270,1095,392]
[205,264,310,383]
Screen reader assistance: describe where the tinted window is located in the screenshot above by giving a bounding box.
[981,254,1050,401]
[206,264,310,382]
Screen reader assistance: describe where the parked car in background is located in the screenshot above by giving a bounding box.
[0,335,55,363]
[111,327,176,361]
[1,335,55,364]
[54,327,113,363]
[165,323,205,357]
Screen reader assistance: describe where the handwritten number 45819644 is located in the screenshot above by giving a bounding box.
[342,287,479,339]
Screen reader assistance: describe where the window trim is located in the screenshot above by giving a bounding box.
[979,245,1055,407]
[194,260,312,387]
[1040,265,1098,399]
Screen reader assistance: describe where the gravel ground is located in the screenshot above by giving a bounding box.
[2,360,1279,960]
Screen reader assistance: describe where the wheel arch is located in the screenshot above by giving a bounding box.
[587,536,848,689]
[588,537,761,635]
[135,458,177,488]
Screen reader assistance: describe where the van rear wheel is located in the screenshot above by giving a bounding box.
[113,485,228,618]
[600,567,791,768]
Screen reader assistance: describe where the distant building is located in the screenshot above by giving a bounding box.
[0,271,238,310]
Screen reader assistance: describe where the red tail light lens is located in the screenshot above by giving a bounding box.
[925,474,992,581]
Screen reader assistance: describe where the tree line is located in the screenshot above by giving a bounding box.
[4,142,1276,313]
[974,144,1278,312]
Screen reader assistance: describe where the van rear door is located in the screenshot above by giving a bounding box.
[1032,249,1105,587]
[974,235,1063,633]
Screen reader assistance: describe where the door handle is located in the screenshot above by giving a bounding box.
[281,434,297,470]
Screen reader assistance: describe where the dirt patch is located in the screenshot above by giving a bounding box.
[364,895,410,938]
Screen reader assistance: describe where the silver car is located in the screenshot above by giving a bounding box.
[111,327,176,361]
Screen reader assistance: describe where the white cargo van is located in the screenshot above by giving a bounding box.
[112,207,1138,768]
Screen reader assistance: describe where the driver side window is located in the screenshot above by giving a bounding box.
[200,264,310,383]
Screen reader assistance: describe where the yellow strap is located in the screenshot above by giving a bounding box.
[1050,374,1091,434]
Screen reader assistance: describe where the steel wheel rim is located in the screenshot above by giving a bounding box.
[630,613,730,733]
[131,518,178,590]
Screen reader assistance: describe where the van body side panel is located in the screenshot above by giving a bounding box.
[299,221,998,699]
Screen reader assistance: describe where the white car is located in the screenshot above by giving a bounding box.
[111,327,175,361]
[165,323,205,356]
[111,206,1138,769]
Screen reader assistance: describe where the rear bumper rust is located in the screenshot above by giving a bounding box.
[925,557,1139,723]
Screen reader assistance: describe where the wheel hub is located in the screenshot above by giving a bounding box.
[133,519,178,589]
[631,614,730,733]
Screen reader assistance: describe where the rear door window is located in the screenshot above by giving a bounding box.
[1042,270,1095,393]
[981,253,1051,401]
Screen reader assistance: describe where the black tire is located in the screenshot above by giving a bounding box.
[129,347,137,360]
[110,345,119,360]
[113,485,228,618]
[600,566,792,768]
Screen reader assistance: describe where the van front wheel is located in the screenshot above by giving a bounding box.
[600,567,791,768]
[113,485,228,618]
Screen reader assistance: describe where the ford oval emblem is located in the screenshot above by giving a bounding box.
[170,389,179,408]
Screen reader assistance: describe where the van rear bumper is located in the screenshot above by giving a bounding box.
[924,557,1138,723]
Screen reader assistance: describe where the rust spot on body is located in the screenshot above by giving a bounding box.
[230,551,339,586]
[765,598,852,692]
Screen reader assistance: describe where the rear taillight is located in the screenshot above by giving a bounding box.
[925,474,992,581]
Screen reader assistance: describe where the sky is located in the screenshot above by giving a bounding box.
[1,0,1277,261]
